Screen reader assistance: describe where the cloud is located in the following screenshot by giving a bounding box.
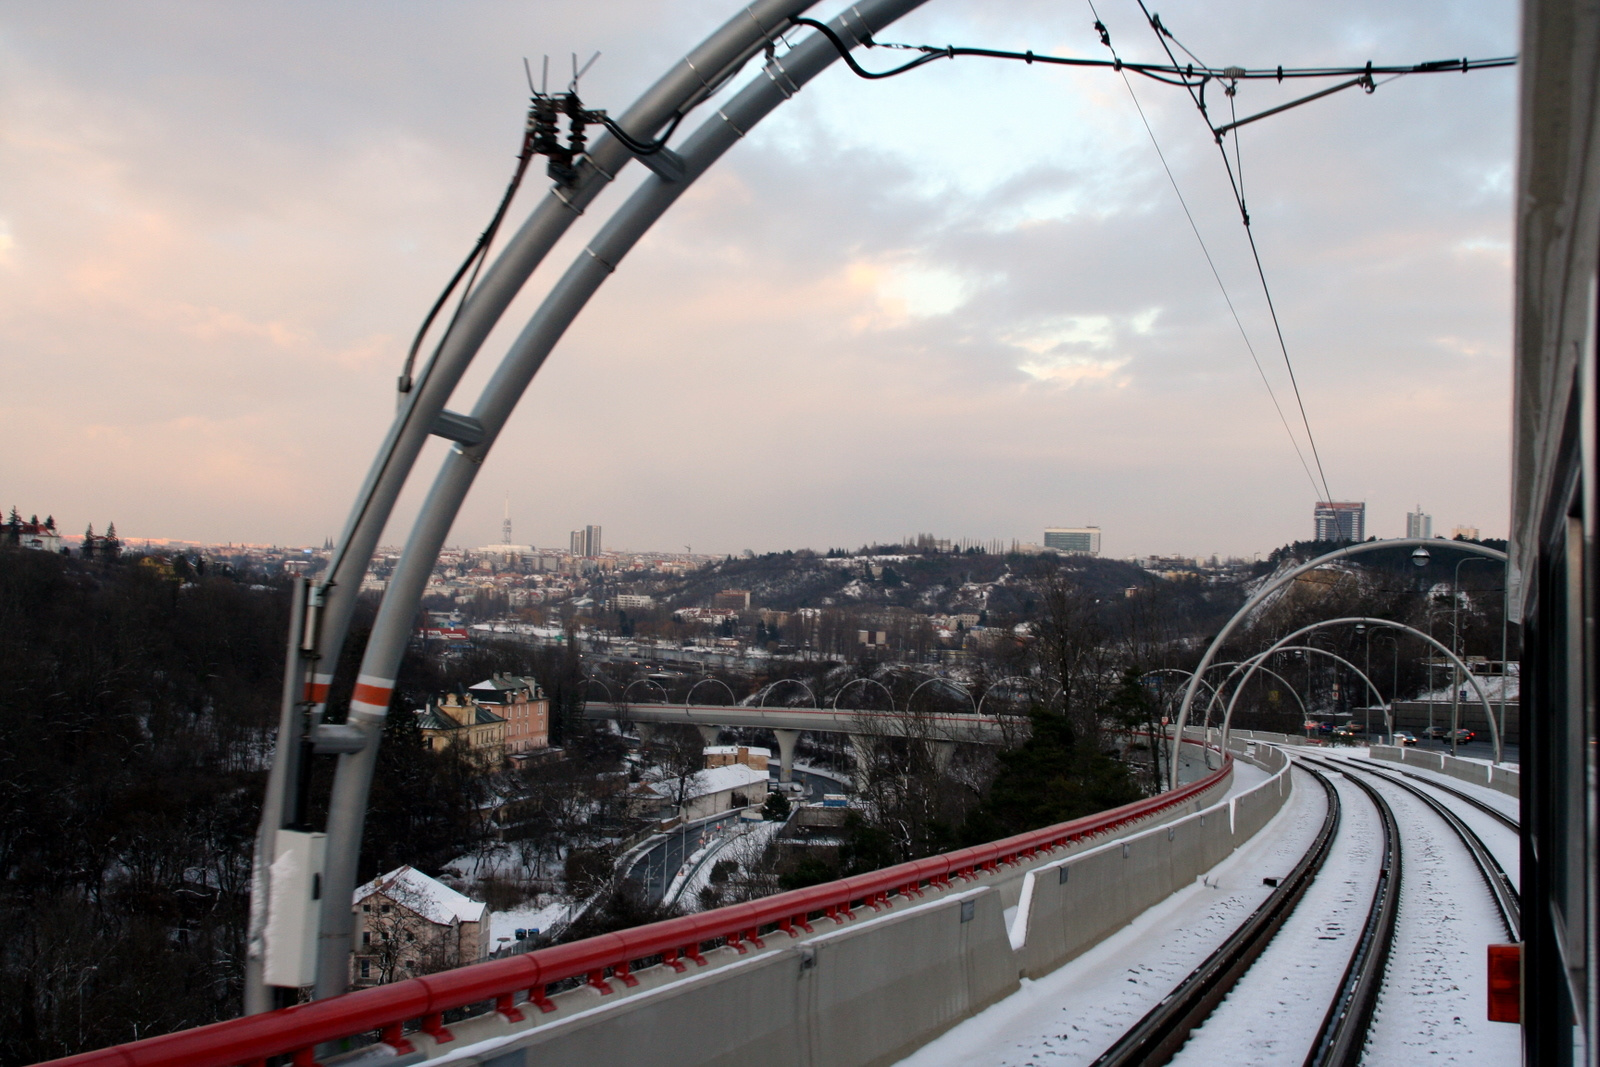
[0,0,1519,557]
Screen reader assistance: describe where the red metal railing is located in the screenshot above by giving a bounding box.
[43,753,1231,1067]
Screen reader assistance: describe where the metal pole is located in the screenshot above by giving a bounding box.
[312,0,931,999]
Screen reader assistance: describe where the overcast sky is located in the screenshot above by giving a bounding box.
[0,1,1517,558]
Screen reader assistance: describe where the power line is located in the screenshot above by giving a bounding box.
[1132,0,1334,502]
[1084,0,1326,501]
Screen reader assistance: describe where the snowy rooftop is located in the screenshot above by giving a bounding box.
[354,865,487,926]
[650,763,769,800]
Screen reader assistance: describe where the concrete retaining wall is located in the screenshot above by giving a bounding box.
[1014,740,1289,979]
[1368,744,1519,798]
[419,741,1290,1067]
[460,889,1016,1067]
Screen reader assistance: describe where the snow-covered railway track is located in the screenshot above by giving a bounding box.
[1089,766,1346,1066]
[1299,753,1522,1064]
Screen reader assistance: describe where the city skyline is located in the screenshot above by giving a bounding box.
[0,1,1515,558]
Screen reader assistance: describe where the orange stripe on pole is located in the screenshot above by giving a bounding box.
[352,682,392,707]
[304,681,331,703]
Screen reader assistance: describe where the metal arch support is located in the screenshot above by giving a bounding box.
[1211,646,1386,737]
[1169,538,1506,786]
[244,0,829,1013]
[906,675,977,717]
[685,676,738,706]
[310,0,930,1000]
[832,677,896,712]
[622,678,669,703]
[758,678,820,709]
[1213,617,1501,763]
[975,675,1042,719]
[1189,661,1309,729]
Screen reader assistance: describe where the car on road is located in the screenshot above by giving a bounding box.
[1423,725,1452,740]
[1453,728,1477,744]
[1392,731,1418,746]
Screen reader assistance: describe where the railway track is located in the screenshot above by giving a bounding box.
[1094,745,1521,1067]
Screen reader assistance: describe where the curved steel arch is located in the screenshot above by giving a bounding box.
[248,0,823,1012]
[975,675,1043,718]
[906,675,978,717]
[1169,537,1506,785]
[623,678,670,703]
[1185,661,1308,729]
[1212,617,1500,760]
[1208,645,1387,738]
[685,676,739,706]
[305,0,930,999]
[758,678,820,709]
[832,677,896,712]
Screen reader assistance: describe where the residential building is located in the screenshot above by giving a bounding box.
[713,589,752,610]
[1405,506,1432,539]
[643,763,770,821]
[417,686,507,766]
[1313,501,1366,542]
[1452,524,1481,540]
[467,674,549,755]
[351,866,489,987]
[703,745,770,773]
[1043,526,1101,556]
[614,593,655,610]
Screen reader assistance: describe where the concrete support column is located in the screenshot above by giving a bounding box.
[696,724,721,748]
[849,734,875,782]
[929,740,956,774]
[635,723,657,746]
[771,729,800,783]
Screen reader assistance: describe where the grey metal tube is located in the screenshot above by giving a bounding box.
[1168,538,1508,786]
[314,0,929,998]
[1208,646,1386,736]
[1214,617,1499,757]
[1191,660,1309,726]
[256,1,816,1012]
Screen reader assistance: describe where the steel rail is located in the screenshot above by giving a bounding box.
[1315,755,1520,941]
[1354,756,1520,833]
[1301,759,1401,1067]
[1091,764,1341,1067]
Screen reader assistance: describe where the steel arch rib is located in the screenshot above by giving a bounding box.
[1168,537,1506,785]
[312,0,931,998]
[248,0,821,1013]
[1213,617,1500,757]
[1206,646,1386,735]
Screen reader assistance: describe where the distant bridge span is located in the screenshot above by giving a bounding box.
[586,701,1020,779]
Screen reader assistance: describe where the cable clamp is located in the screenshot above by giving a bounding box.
[585,246,617,274]
[550,183,584,216]
[765,55,800,98]
[718,107,747,137]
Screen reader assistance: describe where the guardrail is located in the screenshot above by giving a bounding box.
[44,749,1230,1067]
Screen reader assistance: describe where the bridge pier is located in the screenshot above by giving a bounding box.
[771,728,800,783]
[849,734,875,781]
[695,724,721,748]
[929,740,956,774]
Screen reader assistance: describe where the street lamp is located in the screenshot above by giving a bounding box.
[1411,545,1431,567]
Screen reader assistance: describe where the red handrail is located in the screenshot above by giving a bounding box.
[42,751,1232,1067]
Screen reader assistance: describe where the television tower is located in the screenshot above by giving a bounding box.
[502,494,513,545]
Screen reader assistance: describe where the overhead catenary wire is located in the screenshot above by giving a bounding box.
[1084,0,1326,501]
[1131,0,1334,502]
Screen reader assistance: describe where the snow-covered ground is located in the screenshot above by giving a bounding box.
[669,818,785,909]
[896,764,1327,1066]
[489,898,573,947]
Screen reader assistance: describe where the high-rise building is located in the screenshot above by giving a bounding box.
[1405,505,1432,539]
[569,525,603,557]
[1451,524,1480,541]
[1043,526,1101,556]
[1313,501,1366,542]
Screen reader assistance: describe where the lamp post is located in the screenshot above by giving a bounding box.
[1356,623,1372,740]
[1451,555,1503,757]
[1373,631,1400,741]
